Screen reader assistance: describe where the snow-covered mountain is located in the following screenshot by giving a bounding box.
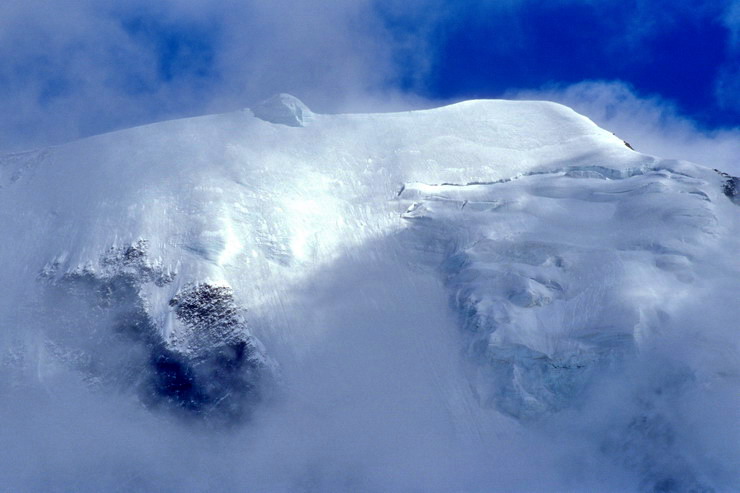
[1,95,738,492]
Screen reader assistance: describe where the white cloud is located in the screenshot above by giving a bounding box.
[724,0,740,45]
[0,0,428,151]
[716,0,740,113]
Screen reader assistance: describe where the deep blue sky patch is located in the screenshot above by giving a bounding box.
[387,0,738,128]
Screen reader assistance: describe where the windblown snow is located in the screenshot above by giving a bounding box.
[0,96,738,492]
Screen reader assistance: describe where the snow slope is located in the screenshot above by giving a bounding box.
[0,95,738,492]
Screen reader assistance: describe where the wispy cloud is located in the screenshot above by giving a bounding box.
[0,0,421,151]
[716,0,740,113]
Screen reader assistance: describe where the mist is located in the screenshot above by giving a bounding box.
[0,0,431,151]
[1,1,739,491]
[3,227,738,491]
[0,240,615,492]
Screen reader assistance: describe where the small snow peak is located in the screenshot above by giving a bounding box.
[251,93,314,127]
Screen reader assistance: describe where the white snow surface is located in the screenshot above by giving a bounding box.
[0,96,738,492]
[251,93,315,127]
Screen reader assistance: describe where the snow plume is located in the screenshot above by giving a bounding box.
[515,81,740,175]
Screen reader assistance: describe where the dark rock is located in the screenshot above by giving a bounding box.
[42,242,272,423]
[714,169,740,205]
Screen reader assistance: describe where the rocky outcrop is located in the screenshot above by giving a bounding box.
[40,240,273,423]
[715,168,740,205]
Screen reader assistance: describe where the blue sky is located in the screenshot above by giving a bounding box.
[404,1,737,128]
[0,0,737,169]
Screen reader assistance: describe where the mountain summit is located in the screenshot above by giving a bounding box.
[1,99,737,492]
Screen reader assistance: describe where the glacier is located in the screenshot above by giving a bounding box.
[0,94,738,492]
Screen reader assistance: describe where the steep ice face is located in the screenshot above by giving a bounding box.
[251,93,314,127]
[394,161,738,491]
[398,163,722,419]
